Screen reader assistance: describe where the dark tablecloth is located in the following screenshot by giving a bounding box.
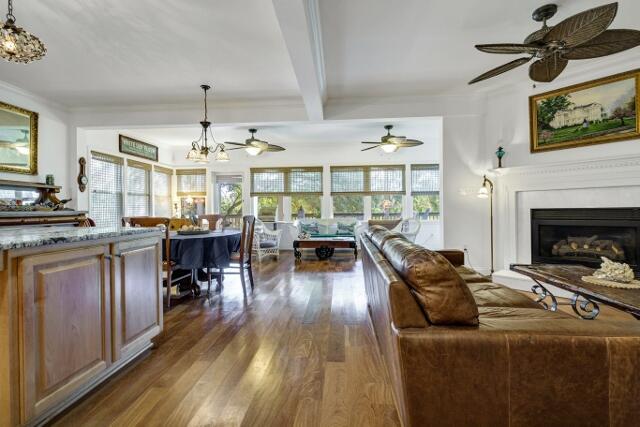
[163,230,241,269]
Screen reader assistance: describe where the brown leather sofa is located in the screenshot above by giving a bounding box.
[361,226,640,427]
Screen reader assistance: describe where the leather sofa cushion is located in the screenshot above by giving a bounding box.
[455,265,491,283]
[367,225,407,250]
[383,238,479,325]
[468,282,541,309]
[437,250,465,267]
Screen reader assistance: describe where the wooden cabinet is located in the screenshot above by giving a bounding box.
[0,231,162,426]
[18,246,111,422]
[112,237,163,361]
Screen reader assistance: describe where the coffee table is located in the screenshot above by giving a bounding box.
[293,236,357,261]
[511,263,640,320]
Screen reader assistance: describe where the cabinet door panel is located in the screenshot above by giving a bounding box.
[113,238,162,361]
[19,246,110,422]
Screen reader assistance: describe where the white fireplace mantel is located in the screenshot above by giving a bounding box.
[490,154,640,297]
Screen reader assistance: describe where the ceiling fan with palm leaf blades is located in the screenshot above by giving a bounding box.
[361,125,423,153]
[224,129,285,156]
[469,2,640,84]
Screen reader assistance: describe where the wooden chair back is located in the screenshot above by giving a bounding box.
[127,217,171,267]
[198,214,224,231]
[169,218,194,231]
[238,215,256,264]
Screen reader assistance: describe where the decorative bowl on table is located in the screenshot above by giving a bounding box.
[177,225,210,235]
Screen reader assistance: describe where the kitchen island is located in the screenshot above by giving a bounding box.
[0,226,164,427]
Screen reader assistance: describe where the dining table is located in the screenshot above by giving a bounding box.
[163,229,242,295]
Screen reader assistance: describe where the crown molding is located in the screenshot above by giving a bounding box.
[0,79,69,113]
[491,154,640,178]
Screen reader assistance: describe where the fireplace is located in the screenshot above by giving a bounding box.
[531,208,640,276]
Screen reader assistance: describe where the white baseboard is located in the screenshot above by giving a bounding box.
[491,269,574,299]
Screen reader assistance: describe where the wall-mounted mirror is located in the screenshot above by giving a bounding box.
[0,101,38,175]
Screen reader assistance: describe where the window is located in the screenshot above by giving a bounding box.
[257,196,278,222]
[331,165,404,195]
[371,194,403,219]
[89,151,123,227]
[153,166,173,217]
[126,160,151,216]
[411,164,440,220]
[291,194,321,220]
[330,166,365,194]
[369,165,405,194]
[332,195,364,220]
[176,169,206,217]
[216,175,243,228]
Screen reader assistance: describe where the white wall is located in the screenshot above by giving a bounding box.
[0,82,71,199]
[74,129,175,211]
[483,56,640,274]
[484,58,640,170]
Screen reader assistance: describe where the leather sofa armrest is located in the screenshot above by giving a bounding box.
[436,249,465,267]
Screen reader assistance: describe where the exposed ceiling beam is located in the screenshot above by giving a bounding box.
[272,0,326,121]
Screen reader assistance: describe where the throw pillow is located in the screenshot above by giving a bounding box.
[337,221,356,234]
[300,222,319,235]
[382,239,479,326]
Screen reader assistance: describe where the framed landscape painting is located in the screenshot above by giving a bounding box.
[530,69,639,153]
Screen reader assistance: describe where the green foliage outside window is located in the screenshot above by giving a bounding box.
[258,196,278,221]
[291,195,321,219]
[371,194,402,219]
[332,195,364,219]
[413,194,440,220]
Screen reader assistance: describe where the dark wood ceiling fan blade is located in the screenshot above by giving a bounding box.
[475,43,542,55]
[361,145,380,152]
[562,29,640,59]
[468,57,531,84]
[225,147,246,151]
[223,141,247,147]
[543,2,618,48]
[361,141,381,144]
[265,145,286,152]
[529,53,568,82]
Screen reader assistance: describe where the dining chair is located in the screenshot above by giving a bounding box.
[169,218,194,231]
[217,215,255,296]
[197,214,224,231]
[127,216,191,308]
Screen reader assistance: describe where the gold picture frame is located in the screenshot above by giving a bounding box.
[0,101,38,174]
[530,69,640,153]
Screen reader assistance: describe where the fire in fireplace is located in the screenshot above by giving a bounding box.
[531,208,640,277]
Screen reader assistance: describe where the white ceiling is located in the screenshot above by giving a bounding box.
[118,117,442,148]
[0,0,300,107]
[0,0,639,111]
[319,0,640,98]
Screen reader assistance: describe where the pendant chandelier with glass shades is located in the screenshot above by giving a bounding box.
[186,84,229,163]
[0,0,46,63]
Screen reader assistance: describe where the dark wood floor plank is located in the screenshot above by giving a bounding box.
[51,253,396,427]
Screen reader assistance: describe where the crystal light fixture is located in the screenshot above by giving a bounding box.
[0,0,46,64]
[186,84,228,163]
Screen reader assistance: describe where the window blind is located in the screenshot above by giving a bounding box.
[89,151,123,227]
[289,167,322,195]
[411,164,440,195]
[176,168,206,196]
[369,165,405,194]
[330,165,405,195]
[126,160,151,216]
[153,166,173,217]
[250,167,322,196]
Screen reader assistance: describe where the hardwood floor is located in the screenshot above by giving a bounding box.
[51,251,401,427]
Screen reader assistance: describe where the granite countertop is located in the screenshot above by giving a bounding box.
[0,226,161,251]
[0,210,87,217]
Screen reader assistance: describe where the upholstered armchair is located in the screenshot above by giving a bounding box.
[253,218,282,262]
[392,218,422,242]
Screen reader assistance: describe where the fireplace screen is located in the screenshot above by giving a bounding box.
[531,208,640,276]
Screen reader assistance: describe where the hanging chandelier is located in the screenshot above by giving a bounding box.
[186,84,229,163]
[0,0,46,64]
